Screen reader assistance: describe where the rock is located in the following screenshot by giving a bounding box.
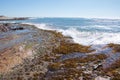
[95,76,110,80]
[0,24,10,32]
[11,27,24,30]
[78,76,83,80]
[0,23,25,32]
[83,70,92,74]
[0,16,28,21]
[0,23,14,32]
[93,63,102,70]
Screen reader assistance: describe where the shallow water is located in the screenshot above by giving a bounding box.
[57,52,86,61]
[27,18,120,45]
[2,18,120,45]
[1,18,120,68]
[0,28,42,51]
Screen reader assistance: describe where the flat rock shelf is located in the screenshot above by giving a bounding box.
[0,23,120,80]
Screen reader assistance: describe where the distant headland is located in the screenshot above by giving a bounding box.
[0,15,29,21]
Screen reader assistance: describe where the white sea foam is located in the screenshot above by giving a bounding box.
[59,28,120,45]
[24,23,56,30]
[24,23,120,45]
[29,17,39,19]
[90,25,113,30]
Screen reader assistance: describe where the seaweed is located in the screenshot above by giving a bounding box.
[53,41,94,54]
[48,62,61,71]
[108,43,120,53]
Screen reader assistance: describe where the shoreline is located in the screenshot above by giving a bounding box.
[0,16,29,21]
[24,22,120,46]
[0,22,120,80]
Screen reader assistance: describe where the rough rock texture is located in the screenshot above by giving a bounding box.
[0,24,11,32]
[0,23,120,80]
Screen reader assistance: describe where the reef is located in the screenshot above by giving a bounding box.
[0,23,120,80]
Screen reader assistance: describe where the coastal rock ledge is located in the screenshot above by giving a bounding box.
[0,23,120,80]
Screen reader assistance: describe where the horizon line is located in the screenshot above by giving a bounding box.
[1,15,120,19]
[29,16,120,20]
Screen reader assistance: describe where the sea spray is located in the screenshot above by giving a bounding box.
[24,23,120,45]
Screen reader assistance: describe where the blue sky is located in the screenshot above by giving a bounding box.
[0,0,120,18]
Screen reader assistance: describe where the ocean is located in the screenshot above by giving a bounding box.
[3,18,120,45]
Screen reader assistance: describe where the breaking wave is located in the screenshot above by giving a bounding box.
[26,23,120,45]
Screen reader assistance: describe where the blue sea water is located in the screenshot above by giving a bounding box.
[2,18,120,45]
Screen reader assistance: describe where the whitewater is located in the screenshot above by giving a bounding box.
[5,18,120,45]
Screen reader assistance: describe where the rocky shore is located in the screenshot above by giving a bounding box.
[0,16,28,21]
[0,23,120,80]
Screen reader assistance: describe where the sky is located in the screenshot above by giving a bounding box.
[0,0,120,19]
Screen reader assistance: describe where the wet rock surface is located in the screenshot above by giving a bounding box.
[0,23,120,80]
[0,23,11,32]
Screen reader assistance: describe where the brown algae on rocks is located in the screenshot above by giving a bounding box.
[1,23,119,80]
[53,41,94,54]
[108,43,120,53]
